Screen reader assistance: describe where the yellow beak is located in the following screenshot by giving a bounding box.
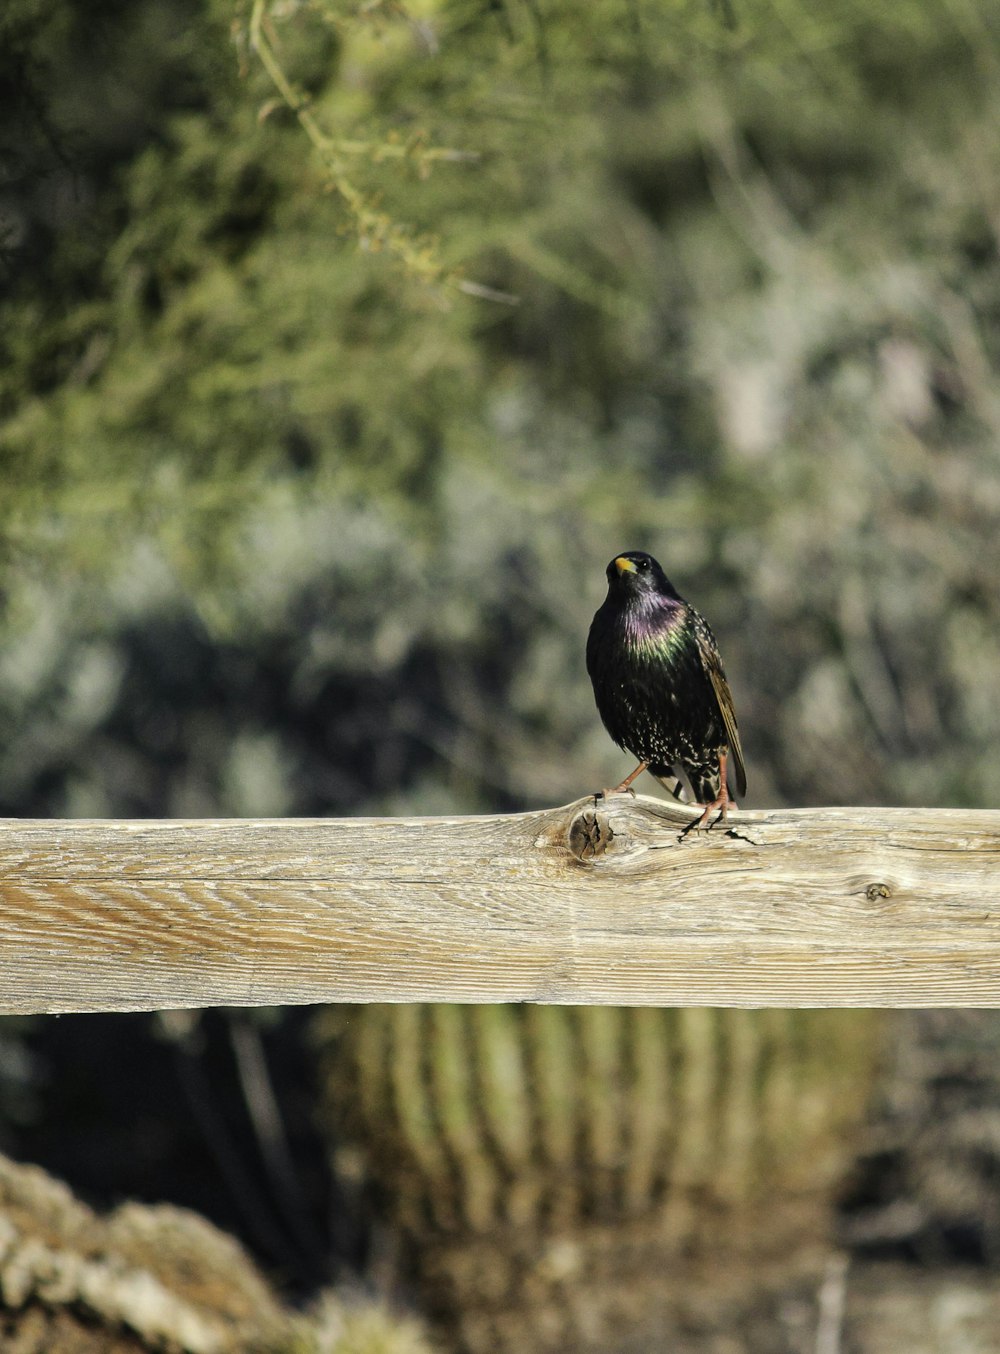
[614,556,637,574]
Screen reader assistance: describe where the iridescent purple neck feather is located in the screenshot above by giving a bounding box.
[621,593,686,653]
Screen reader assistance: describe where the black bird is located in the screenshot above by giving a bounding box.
[586,551,746,826]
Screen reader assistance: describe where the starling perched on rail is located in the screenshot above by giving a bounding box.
[587,551,747,827]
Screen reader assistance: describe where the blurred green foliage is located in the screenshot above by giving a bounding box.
[1,0,999,818]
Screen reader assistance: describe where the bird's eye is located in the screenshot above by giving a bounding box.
[636,558,649,571]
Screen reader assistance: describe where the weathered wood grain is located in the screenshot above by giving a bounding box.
[0,796,999,1012]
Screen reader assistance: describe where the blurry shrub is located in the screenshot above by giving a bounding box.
[1,0,999,811]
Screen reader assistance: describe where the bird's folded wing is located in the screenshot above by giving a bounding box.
[696,621,747,799]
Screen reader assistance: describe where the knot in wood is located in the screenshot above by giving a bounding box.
[567,808,614,862]
[866,882,892,901]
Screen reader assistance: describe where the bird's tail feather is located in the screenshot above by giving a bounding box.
[648,766,688,801]
[652,763,734,806]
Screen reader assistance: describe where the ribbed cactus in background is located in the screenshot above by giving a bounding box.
[318,1005,880,1353]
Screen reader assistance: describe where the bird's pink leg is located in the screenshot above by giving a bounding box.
[690,750,731,830]
[602,760,648,797]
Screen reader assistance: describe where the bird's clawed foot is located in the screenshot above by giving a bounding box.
[594,784,637,804]
[680,796,729,836]
[593,760,647,803]
[679,751,734,835]
[605,761,648,797]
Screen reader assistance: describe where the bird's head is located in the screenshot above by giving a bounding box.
[605,551,678,602]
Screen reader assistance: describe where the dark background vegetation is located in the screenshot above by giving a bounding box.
[2,0,1000,1341]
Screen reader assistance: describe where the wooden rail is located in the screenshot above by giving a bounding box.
[1,797,999,1013]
